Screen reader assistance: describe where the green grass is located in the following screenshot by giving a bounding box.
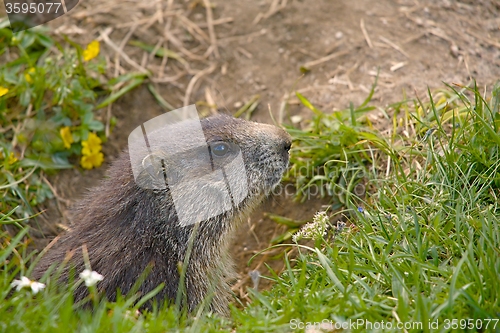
[259,82,500,332]
[0,23,148,221]
[1,82,498,332]
[1,23,499,331]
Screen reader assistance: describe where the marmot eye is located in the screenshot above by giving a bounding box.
[211,142,230,157]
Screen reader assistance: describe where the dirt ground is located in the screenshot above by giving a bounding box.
[17,0,500,300]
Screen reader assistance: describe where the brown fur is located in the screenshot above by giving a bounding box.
[33,114,291,315]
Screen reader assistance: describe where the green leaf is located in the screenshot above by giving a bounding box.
[36,33,54,49]
[0,227,29,264]
[88,120,105,131]
[266,213,305,228]
[295,92,322,116]
[97,77,145,109]
[20,33,36,49]
[129,40,188,67]
[108,72,148,87]
[147,83,175,111]
[20,158,72,170]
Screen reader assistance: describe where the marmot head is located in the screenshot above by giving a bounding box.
[128,113,292,227]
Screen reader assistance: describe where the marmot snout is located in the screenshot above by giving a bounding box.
[33,114,292,315]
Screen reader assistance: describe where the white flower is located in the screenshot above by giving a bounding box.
[292,211,330,242]
[10,276,46,294]
[79,269,104,287]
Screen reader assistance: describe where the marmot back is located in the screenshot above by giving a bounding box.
[33,114,291,315]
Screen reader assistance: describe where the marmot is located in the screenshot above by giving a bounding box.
[33,113,292,315]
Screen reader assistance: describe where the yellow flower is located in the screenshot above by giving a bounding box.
[8,152,18,164]
[80,151,104,169]
[24,67,35,83]
[60,126,74,149]
[81,132,102,156]
[0,86,8,97]
[83,40,100,62]
[80,132,104,169]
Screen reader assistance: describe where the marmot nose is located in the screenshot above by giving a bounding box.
[279,132,292,162]
[283,139,291,152]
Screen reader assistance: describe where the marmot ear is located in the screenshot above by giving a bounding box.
[142,152,166,181]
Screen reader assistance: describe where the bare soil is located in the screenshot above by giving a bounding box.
[17,0,500,300]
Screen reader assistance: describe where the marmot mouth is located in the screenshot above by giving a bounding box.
[264,166,288,191]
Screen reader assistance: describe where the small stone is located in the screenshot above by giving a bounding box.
[335,31,343,39]
[290,115,303,124]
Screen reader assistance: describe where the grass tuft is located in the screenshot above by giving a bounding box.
[1,38,499,331]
